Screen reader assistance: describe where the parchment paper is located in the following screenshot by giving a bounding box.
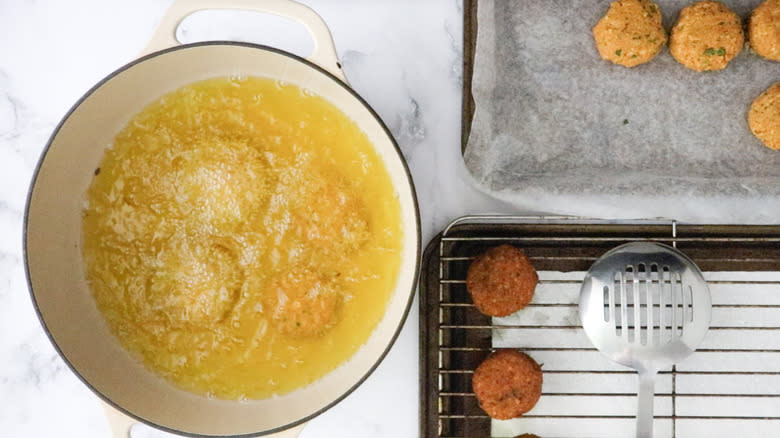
[465,0,780,223]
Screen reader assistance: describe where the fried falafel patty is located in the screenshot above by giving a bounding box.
[593,0,667,67]
[749,0,780,61]
[670,1,744,71]
[472,350,543,420]
[748,82,780,150]
[466,245,538,317]
[265,269,343,337]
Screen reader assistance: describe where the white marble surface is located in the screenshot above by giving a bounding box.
[0,1,503,437]
[3,1,776,437]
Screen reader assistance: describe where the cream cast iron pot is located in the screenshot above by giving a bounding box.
[23,0,421,436]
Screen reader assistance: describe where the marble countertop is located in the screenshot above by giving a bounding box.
[0,1,504,437]
[2,1,776,437]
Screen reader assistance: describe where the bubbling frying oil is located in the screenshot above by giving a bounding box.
[82,77,402,399]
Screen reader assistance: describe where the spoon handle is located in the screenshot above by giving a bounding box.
[636,369,657,438]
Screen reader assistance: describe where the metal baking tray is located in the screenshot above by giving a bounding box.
[419,216,780,438]
[460,0,779,212]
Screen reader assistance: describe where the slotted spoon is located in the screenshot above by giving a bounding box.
[579,242,712,438]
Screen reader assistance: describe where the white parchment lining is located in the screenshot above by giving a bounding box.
[465,0,780,223]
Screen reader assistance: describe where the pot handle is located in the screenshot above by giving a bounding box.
[102,402,134,438]
[102,400,307,438]
[141,0,346,83]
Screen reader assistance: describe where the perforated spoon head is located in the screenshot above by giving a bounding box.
[579,242,712,373]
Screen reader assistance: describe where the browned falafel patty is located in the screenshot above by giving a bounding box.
[593,0,667,67]
[749,0,780,61]
[466,245,538,317]
[748,82,780,150]
[669,1,744,71]
[472,349,543,420]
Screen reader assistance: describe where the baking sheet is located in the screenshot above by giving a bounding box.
[464,0,780,222]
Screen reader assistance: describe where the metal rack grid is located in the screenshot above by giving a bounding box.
[419,216,780,438]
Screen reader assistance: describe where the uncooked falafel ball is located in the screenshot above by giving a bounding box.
[593,0,667,67]
[749,0,780,61]
[472,349,543,420]
[748,82,780,150]
[669,1,744,71]
[466,245,538,317]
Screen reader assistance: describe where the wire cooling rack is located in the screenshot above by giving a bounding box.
[419,216,780,438]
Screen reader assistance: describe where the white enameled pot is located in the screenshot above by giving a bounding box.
[24,1,420,436]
